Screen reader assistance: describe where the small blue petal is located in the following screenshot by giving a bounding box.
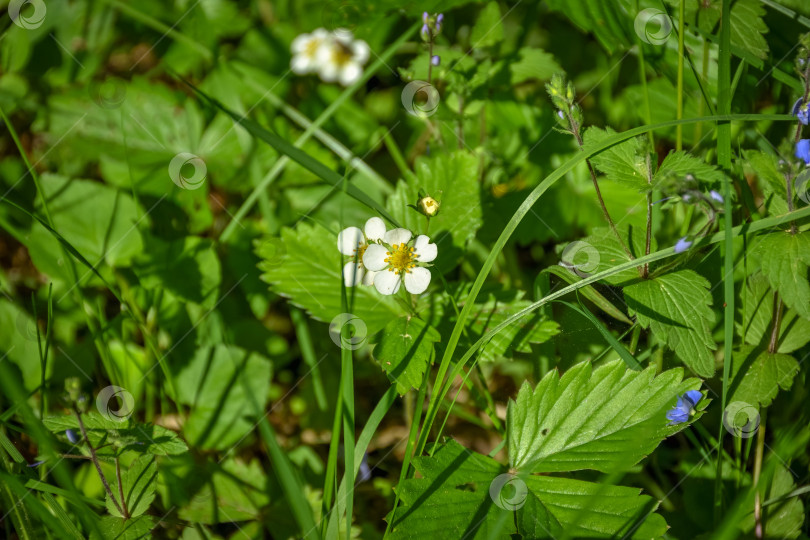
[792,99,810,125]
[27,460,46,468]
[709,190,724,203]
[431,55,441,66]
[796,139,810,165]
[420,23,430,40]
[65,429,79,444]
[674,237,692,253]
[422,11,429,23]
[683,390,703,408]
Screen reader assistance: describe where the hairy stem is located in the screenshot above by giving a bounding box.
[73,407,125,517]
[752,409,767,539]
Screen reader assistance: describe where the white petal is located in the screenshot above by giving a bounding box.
[362,269,377,286]
[312,28,330,40]
[363,244,389,271]
[339,62,362,86]
[337,227,363,255]
[343,261,364,287]
[404,267,431,294]
[384,228,412,246]
[291,54,313,74]
[332,28,354,44]
[364,217,386,241]
[352,40,370,64]
[291,34,311,54]
[414,235,437,262]
[374,270,401,295]
[319,60,339,82]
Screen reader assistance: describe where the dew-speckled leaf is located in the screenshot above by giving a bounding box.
[371,316,440,395]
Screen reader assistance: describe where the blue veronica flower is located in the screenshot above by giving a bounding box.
[709,190,724,203]
[431,55,440,66]
[66,429,79,444]
[420,23,430,40]
[792,98,809,125]
[666,390,702,425]
[674,237,692,253]
[422,11,429,24]
[435,13,444,33]
[797,139,810,165]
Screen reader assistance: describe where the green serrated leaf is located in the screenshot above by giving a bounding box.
[740,465,804,538]
[89,515,153,540]
[388,439,667,539]
[42,414,188,456]
[754,232,810,320]
[744,150,790,216]
[583,127,649,191]
[653,150,726,188]
[470,2,504,48]
[106,455,156,518]
[508,360,701,473]
[729,346,799,408]
[372,316,440,395]
[509,47,562,84]
[386,151,482,271]
[580,227,651,286]
[624,269,717,377]
[729,0,769,60]
[738,274,810,353]
[257,222,406,335]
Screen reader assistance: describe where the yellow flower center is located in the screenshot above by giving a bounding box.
[331,43,354,66]
[353,243,368,262]
[384,243,416,275]
[305,38,322,58]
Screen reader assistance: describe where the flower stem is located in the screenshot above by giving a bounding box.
[752,408,767,539]
[115,455,129,519]
[768,292,783,354]
[73,406,125,518]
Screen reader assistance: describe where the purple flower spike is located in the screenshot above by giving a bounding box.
[420,23,430,41]
[792,98,809,125]
[674,237,693,253]
[422,11,429,23]
[435,13,444,32]
[796,139,810,165]
[431,55,440,66]
[709,190,724,203]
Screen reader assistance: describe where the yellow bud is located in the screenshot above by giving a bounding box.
[418,196,440,217]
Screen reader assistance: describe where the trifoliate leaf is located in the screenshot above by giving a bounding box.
[510,48,562,84]
[388,439,667,539]
[583,127,650,191]
[754,232,810,320]
[387,151,482,271]
[258,222,407,335]
[737,274,810,353]
[653,150,726,188]
[42,414,188,456]
[106,455,156,518]
[625,270,717,377]
[508,360,701,473]
[729,346,799,409]
[371,316,440,395]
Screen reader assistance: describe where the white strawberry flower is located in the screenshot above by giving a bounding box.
[362,228,437,295]
[290,28,331,75]
[317,29,369,86]
[337,217,387,287]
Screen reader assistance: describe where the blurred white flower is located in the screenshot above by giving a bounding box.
[290,28,369,86]
[363,229,437,295]
[290,28,331,75]
[337,217,387,287]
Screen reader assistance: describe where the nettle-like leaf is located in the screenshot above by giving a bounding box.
[754,232,810,320]
[729,0,769,60]
[738,275,810,353]
[624,269,717,377]
[509,47,562,84]
[257,222,406,335]
[583,127,650,191]
[580,227,652,286]
[43,414,188,456]
[387,151,482,271]
[653,150,726,188]
[371,316,440,395]
[508,360,702,472]
[89,515,153,540]
[729,346,799,409]
[744,150,790,216]
[387,439,667,539]
[106,455,156,518]
[470,2,504,48]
